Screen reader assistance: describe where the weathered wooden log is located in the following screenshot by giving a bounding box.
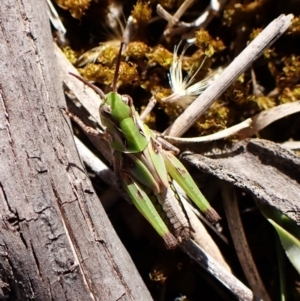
[0,1,152,300]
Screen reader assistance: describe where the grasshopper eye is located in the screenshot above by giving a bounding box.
[121,94,133,106]
[121,95,129,105]
[101,103,111,114]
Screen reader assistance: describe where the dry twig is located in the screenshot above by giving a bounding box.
[221,182,271,301]
[163,14,294,137]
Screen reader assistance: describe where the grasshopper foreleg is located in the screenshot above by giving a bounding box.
[64,109,106,139]
[156,136,180,155]
[139,96,157,121]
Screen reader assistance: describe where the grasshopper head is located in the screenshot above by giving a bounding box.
[104,91,131,123]
[103,42,135,123]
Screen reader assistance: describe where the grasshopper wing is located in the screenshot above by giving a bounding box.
[162,151,220,223]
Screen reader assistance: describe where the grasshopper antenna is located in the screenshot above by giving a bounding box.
[112,41,124,93]
[69,73,106,100]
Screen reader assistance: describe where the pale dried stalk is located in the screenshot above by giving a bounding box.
[162,101,300,144]
[74,137,116,188]
[181,198,231,271]
[180,240,262,301]
[238,101,300,138]
[281,141,300,150]
[163,14,294,137]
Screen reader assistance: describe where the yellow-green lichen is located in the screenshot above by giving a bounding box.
[79,61,139,88]
[96,41,121,66]
[55,0,92,19]
[146,45,174,69]
[223,0,270,26]
[62,46,79,65]
[287,16,300,35]
[131,1,152,23]
[195,102,230,135]
[117,62,140,87]
[79,63,114,85]
[194,29,225,57]
[278,86,300,104]
[247,95,276,110]
[125,41,149,59]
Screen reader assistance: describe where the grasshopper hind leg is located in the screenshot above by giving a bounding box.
[156,187,191,242]
[116,153,178,249]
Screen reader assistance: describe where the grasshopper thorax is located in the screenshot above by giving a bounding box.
[104,91,131,123]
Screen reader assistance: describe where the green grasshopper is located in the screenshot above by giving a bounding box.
[66,44,220,248]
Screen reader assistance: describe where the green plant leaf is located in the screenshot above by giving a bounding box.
[268,218,300,275]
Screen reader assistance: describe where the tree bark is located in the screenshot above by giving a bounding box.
[0,1,152,300]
